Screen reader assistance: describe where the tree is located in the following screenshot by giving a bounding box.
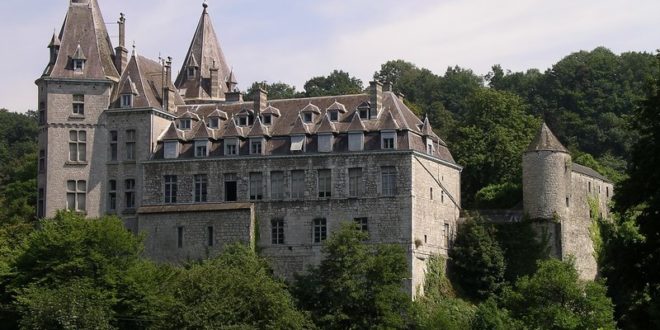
[159,244,311,330]
[604,53,660,329]
[293,223,412,329]
[452,88,540,205]
[449,217,506,300]
[245,81,300,100]
[303,70,363,97]
[501,259,616,330]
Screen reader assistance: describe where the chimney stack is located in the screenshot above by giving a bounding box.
[369,81,383,119]
[209,60,220,99]
[253,86,268,117]
[383,82,393,92]
[114,13,128,74]
[163,57,175,113]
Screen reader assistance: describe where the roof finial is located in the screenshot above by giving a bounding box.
[202,0,208,11]
[131,40,136,56]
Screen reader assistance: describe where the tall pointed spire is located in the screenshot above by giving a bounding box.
[526,122,569,153]
[44,0,119,80]
[175,2,235,102]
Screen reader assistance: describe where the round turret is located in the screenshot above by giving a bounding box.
[523,123,572,220]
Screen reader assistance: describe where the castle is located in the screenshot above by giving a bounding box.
[36,0,611,295]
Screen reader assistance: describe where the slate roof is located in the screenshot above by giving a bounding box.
[111,54,185,109]
[175,3,234,101]
[44,0,119,80]
[316,114,337,134]
[572,164,612,183]
[526,122,569,153]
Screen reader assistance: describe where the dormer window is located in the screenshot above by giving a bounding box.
[329,111,339,122]
[180,119,192,130]
[359,108,369,119]
[187,67,196,79]
[73,59,85,71]
[426,140,434,155]
[250,138,264,155]
[303,112,313,123]
[381,131,396,150]
[208,118,219,129]
[238,116,248,127]
[120,94,133,108]
[195,140,209,158]
[164,141,179,159]
[263,114,272,125]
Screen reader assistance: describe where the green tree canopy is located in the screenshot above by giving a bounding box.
[245,81,301,100]
[303,70,363,97]
[293,222,412,329]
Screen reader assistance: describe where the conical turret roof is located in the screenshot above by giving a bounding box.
[175,2,234,101]
[526,122,568,153]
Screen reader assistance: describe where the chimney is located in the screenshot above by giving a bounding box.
[225,91,243,103]
[163,57,175,113]
[369,81,383,119]
[383,82,393,92]
[253,86,267,117]
[209,60,220,99]
[114,13,128,74]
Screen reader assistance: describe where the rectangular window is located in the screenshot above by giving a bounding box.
[108,180,117,212]
[38,149,45,173]
[38,102,46,125]
[318,169,332,198]
[430,187,434,200]
[348,168,362,197]
[303,112,313,123]
[566,196,570,207]
[224,173,238,202]
[180,119,191,130]
[359,108,368,119]
[444,223,450,248]
[37,188,45,218]
[249,172,263,200]
[73,59,85,71]
[125,130,136,160]
[225,139,238,155]
[250,139,263,155]
[291,170,305,199]
[177,226,184,248]
[329,111,339,122]
[606,187,610,198]
[354,217,368,233]
[271,171,284,200]
[195,141,208,158]
[66,180,86,212]
[441,190,445,203]
[318,134,333,153]
[348,132,364,151]
[164,141,178,159]
[313,218,327,243]
[263,114,272,125]
[69,130,87,162]
[72,94,84,116]
[290,135,306,152]
[208,118,219,129]
[125,179,136,209]
[164,175,177,204]
[427,141,434,155]
[238,116,248,127]
[381,166,397,196]
[194,174,208,203]
[207,226,214,247]
[120,94,133,108]
[110,131,118,161]
[381,131,396,149]
[271,219,284,245]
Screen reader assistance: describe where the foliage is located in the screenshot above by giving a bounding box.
[452,89,540,205]
[493,221,549,282]
[471,298,522,330]
[158,244,310,330]
[15,279,115,330]
[473,182,522,209]
[501,259,616,330]
[293,222,412,329]
[303,70,363,97]
[449,217,506,300]
[245,81,301,100]
[414,296,476,330]
[604,54,660,329]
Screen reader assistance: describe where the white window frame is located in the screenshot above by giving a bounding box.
[290,135,306,152]
[348,132,364,152]
[318,134,333,153]
[224,138,239,156]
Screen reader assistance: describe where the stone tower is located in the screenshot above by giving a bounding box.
[522,123,572,257]
[36,0,119,218]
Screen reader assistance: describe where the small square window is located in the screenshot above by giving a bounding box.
[195,141,208,158]
[263,114,272,125]
[120,94,133,108]
[250,140,263,155]
[238,116,248,127]
[180,119,191,130]
[225,139,238,156]
[187,67,196,79]
[303,112,313,123]
[359,108,368,119]
[73,59,85,71]
[329,111,339,122]
[208,118,219,129]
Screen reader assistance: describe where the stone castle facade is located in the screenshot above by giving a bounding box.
[36,0,610,294]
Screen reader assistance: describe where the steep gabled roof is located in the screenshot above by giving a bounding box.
[301,102,321,114]
[208,107,228,120]
[48,31,61,48]
[248,117,270,137]
[262,104,281,117]
[379,109,400,131]
[44,0,119,80]
[119,76,139,95]
[175,3,233,101]
[526,122,569,153]
[112,54,184,109]
[223,117,244,138]
[192,121,211,140]
[327,100,347,113]
[290,115,311,135]
[160,122,184,141]
[347,113,366,132]
[316,114,337,134]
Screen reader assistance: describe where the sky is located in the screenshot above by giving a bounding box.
[0,0,658,112]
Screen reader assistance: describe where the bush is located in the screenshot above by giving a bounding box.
[474,182,522,209]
